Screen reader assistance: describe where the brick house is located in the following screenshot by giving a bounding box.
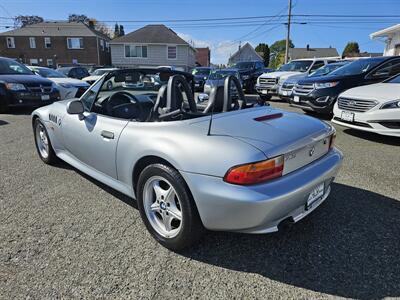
[195,47,211,66]
[0,21,111,67]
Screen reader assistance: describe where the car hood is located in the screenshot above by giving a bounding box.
[238,69,253,75]
[191,106,332,158]
[340,82,400,103]
[82,75,101,81]
[0,74,53,85]
[298,73,359,84]
[260,71,302,79]
[50,77,89,86]
[284,73,307,83]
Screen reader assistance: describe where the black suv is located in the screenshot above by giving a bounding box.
[291,56,400,114]
[0,57,60,113]
[57,66,90,79]
[231,61,265,93]
[191,67,213,91]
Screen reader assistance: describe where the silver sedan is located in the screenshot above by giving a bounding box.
[32,69,343,250]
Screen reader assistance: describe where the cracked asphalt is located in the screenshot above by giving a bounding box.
[1,99,399,299]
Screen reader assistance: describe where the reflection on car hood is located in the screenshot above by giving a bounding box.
[82,75,101,82]
[49,77,89,86]
[191,106,331,158]
[340,82,400,103]
[260,71,302,79]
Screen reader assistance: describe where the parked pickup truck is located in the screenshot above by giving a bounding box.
[255,58,338,100]
[231,61,265,93]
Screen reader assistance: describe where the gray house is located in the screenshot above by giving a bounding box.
[288,46,339,60]
[228,43,263,65]
[110,25,196,71]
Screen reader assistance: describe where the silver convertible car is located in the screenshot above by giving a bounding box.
[32,68,343,250]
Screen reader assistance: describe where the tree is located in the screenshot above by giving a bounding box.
[255,43,270,67]
[114,23,120,38]
[119,25,125,36]
[269,39,294,69]
[68,14,111,38]
[342,42,360,57]
[68,14,90,24]
[14,15,43,27]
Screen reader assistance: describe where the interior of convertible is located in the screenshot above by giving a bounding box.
[80,68,265,122]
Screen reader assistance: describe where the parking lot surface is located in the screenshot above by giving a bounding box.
[1,99,399,299]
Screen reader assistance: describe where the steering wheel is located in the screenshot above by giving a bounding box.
[106,91,143,119]
[223,75,247,111]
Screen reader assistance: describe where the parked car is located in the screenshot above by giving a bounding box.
[82,68,119,87]
[332,73,400,137]
[0,57,60,113]
[256,58,338,100]
[31,68,342,249]
[279,61,349,100]
[191,67,213,92]
[231,61,265,93]
[291,56,400,114]
[28,66,89,100]
[88,65,114,74]
[57,66,90,80]
[203,69,242,95]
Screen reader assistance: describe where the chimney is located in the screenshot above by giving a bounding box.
[306,44,310,51]
[88,20,95,29]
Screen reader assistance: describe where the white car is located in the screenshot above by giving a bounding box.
[256,58,338,100]
[332,74,400,137]
[28,66,89,100]
[82,68,118,87]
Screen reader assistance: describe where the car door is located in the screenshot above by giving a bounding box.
[61,78,129,179]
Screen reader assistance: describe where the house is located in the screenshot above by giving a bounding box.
[0,21,111,67]
[195,47,210,66]
[370,24,400,56]
[288,45,339,60]
[228,43,263,65]
[110,24,196,71]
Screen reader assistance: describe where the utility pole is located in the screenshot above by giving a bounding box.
[284,0,292,64]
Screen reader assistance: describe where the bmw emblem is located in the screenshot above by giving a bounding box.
[309,146,315,157]
[160,202,167,210]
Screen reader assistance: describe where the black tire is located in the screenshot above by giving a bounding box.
[33,118,58,165]
[260,94,272,101]
[137,163,205,250]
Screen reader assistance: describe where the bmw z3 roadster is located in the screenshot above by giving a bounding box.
[32,68,343,249]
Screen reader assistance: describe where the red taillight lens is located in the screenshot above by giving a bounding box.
[329,133,336,149]
[224,156,284,185]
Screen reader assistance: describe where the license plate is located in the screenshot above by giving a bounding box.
[261,90,268,95]
[195,83,200,87]
[41,95,50,101]
[293,95,300,102]
[282,90,288,96]
[341,111,354,122]
[307,183,324,209]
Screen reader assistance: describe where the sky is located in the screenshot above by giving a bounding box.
[0,0,399,64]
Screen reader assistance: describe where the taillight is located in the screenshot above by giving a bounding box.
[224,156,284,185]
[329,133,336,149]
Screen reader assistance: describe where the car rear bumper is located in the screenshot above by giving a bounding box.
[181,148,343,233]
[332,105,400,137]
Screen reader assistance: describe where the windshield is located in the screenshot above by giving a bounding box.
[33,68,66,78]
[309,63,347,77]
[208,70,238,80]
[278,61,313,72]
[192,68,211,76]
[387,74,400,84]
[0,59,33,75]
[329,59,383,76]
[233,62,254,69]
[93,69,113,76]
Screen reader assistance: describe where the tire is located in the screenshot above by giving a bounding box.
[260,94,272,101]
[137,163,204,250]
[33,119,58,165]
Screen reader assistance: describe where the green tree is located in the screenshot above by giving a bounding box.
[14,15,43,27]
[269,39,294,69]
[119,25,125,36]
[255,43,270,67]
[342,42,360,57]
[114,23,120,38]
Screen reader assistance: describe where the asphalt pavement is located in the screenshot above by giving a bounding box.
[1,98,399,299]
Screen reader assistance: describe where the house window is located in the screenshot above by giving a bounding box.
[125,45,147,58]
[6,37,15,48]
[100,39,104,51]
[29,37,36,49]
[44,37,51,48]
[47,59,53,67]
[72,59,78,64]
[167,46,177,60]
[67,38,84,49]
[30,58,39,66]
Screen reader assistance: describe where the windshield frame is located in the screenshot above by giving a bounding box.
[278,60,313,72]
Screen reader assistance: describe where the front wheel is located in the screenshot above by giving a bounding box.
[33,119,58,164]
[137,163,204,250]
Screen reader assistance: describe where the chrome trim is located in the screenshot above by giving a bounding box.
[338,97,378,112]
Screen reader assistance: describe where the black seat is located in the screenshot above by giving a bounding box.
[203,86,225,113]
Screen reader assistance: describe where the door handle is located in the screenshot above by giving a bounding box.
[101,130,114,139]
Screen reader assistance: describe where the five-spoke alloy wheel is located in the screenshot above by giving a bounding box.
[33,119,57,164]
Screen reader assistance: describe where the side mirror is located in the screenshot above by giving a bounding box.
[197,93,209,103]
[67,100,84,115]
